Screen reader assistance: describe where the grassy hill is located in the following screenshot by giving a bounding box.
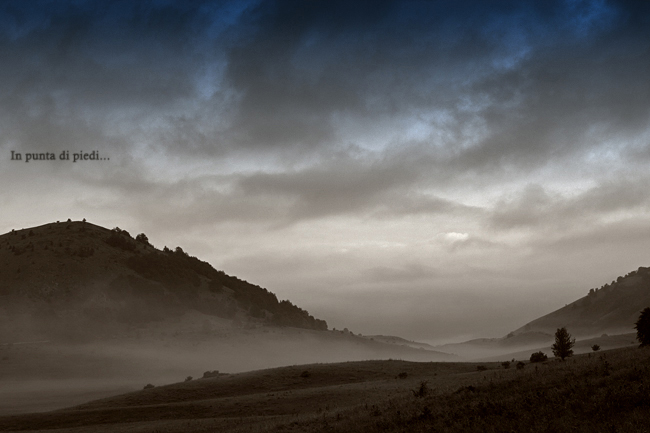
[512,266,650,338]
[1,346,649,432]
[0,220,326,342]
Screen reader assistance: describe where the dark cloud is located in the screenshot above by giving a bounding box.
[2,0,648,168]
[0,1,234,156]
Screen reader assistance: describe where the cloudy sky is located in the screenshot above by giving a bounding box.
[2,0,649,343]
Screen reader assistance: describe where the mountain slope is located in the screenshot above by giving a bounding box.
[0,220,326,341]
[511,266,650,338]
[432,266,650,360]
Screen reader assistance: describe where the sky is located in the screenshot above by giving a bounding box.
[1,0,649,344]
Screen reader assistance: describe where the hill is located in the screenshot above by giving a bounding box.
[511,266,650,338]
[0,220,327,342]
[434,266,650,360]
[364,335,438,351]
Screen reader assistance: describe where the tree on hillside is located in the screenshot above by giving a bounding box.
[635,307,650,347]
[552,327,575,360]
[135,233,150,246]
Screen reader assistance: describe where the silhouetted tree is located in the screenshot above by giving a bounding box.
[635,307,650,347]
[135,233,150,245]
[552,327,575,360]
[591,344,601,352]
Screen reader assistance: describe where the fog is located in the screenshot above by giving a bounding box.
[0,312,458,414]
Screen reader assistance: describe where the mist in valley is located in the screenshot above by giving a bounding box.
[0,308,461,415]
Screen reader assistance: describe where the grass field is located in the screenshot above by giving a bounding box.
[0,346,648,432]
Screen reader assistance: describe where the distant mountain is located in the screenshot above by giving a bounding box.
[511,266,650,338]
[0,220,327,341]
[363,335,438,351]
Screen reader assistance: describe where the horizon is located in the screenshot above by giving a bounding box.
[2,0,650,344]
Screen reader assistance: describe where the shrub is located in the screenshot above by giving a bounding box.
[397,372,408,379]
[105,231,136,252]
[501,361,511,369]
[516,361,525,370]
[530,351,548,363]
[591,344,601,352]
[635,307,650,347]
[476,365,488,371]
[143,384,155,389]
[185,376,193,382]
[300,370,311,378]
[202,370,220,378]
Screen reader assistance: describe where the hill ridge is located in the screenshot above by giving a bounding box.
[0,220,327,341]
[510,265,650,338]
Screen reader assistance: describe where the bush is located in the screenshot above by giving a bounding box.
[635,307,650,347]
[143,384,155,389]
[591,344,601,352]
[501,361,511,369]
[516,361,525,370]
[300,370,311,378]
[397,372,408,379]
[105,231,136,252]
[202,370,220,378]
[476,365,488,371]
[530,351,548,363]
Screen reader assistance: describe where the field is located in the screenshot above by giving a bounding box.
[0,346,648,432]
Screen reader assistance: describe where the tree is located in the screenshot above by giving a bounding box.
[135,233,150,245]
[551,327,575,360]
[635,307,650,347]
[591,344,600,352]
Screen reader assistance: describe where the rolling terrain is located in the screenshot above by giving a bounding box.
[1,346,649,432]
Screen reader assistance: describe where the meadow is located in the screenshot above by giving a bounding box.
[0,345,648,432]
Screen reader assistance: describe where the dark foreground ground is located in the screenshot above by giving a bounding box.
[0,346,649,433]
